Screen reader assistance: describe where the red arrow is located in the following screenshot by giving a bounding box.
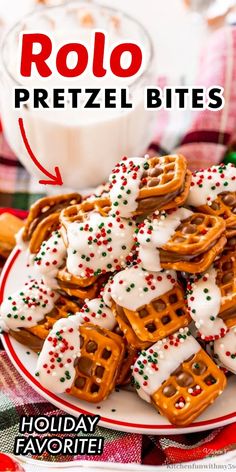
[18,117,63,186]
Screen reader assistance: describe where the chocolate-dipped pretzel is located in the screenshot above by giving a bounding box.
[187,164,236,237]
[186,249,236,341]
[105,265,190,346]
[59,197,136,281]
[136,208,226,274]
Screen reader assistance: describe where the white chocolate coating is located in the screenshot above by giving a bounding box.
[80,298,116,330]
[0,279,58,332]
[109,157,148,218]
[214,327,236,374]
[32,230,67,289]
[35,297,116,394]
[66,212,135,278]
[36,314,82,394]
[15,227,28,251]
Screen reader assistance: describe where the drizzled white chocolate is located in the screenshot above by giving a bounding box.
[136,208,193,271]
[214,327,236,374]
[80,298,116,330]
[32,230,67,288]
[187,268,227,340]
[103,265,177,311]
[187,164,236,207]
[66,212,135,278]
[133,328,200,403]
[0,279,58,332]
[36,314,82,394]
[109,156,148,218]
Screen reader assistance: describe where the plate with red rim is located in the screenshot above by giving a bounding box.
[1,247,236,435]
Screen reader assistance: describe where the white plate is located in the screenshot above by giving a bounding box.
[1,248,236,435]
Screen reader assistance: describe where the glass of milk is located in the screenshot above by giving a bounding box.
[0,1,154,190]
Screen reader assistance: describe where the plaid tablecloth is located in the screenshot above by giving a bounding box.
[1,341,236,465]
[1,24,236,466]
